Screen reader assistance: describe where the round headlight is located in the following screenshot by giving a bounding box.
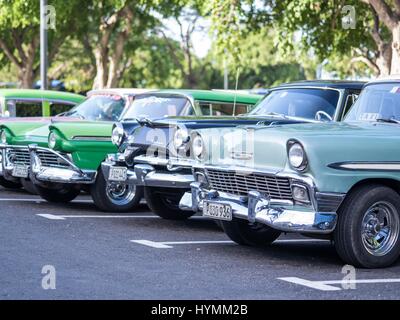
[192,135,204,160]
[48,132,57,149]
[173,129,190,149]
[288,142,307,170]
[111,125,124,146]
[0,130,6,144]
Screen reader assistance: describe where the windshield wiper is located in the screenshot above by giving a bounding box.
[376,118,400,124]
[122,117,165,128]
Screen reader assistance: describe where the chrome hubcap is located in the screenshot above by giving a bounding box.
[361,201,400,256]
[106,182,136,205]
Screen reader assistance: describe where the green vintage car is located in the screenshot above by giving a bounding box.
[0,89,85,189]
[0,89,149,195]
[180,79,400,268]
[2,89,258,208]
[0,89,84,118]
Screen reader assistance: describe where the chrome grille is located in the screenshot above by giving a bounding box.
[205,168,293,200]
[6,148,70,168]
[36,150,70,168]
[6,149,30,165]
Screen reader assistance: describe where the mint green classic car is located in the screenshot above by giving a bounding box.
[180,79,400,268]
[0,89,149,197]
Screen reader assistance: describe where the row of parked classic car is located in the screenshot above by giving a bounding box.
[1,78,400,269]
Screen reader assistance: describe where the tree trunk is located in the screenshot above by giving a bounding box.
[93,47,109,89]
[376,42,392,76]
[391,23,400,74]
[18,67,34,88]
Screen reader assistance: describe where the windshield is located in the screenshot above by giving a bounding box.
[120,95,192,120]
[63,94,126,121]
[249,88,340,120]
[345,83,400,122]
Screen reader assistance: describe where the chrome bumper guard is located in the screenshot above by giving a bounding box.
[180,182,339,234]
[102,154,194,189]
[28,145,96,184]
[0,144,28,182]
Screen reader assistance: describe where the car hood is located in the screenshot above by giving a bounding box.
[49,121,114,140]
[198,121,400,173]
[127,116,309,152]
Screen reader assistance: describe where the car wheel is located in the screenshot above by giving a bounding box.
[0,176,22,189]
[91,169,143,212]
[221,218,281,246]
[20,179,38,195]
[144,187,195,220]
[36,184,81,203]
[334,184,400,268]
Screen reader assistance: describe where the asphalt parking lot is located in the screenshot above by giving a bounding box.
[1,186,400,300]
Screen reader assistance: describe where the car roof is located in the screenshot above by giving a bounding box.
[272,80,366,90]
[0,89,85,102]
[152,89,262,104]
[87,88,155,97]
[366,77,400,85]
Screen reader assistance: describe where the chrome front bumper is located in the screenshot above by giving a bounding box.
[102,154,194,189]
[180,182,340,234]
[28,145,96,184]
[0,144,27,182]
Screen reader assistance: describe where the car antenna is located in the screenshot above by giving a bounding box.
[233,67,240,116]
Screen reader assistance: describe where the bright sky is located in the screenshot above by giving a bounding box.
[162,16,212,58]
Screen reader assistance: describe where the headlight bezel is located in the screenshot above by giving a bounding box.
[287,140,308,171]
[192,134,205,161]
[111,123,125,147]
[173,128,190,150]
[48,132,57,149]
[0,130,7,144]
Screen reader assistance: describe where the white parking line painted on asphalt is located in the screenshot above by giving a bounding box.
[37,214,159,220]
[130,238,328,249]
[0,198,93,203]
[131,240,234,248]
[279,277,400,291]
[36,214,210,220]
[36,214,66,220]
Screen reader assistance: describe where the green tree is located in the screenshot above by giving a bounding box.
[207,0,400,77]
[0,0,87,88]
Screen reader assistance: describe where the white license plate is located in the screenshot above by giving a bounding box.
[12,165,29,178]
[203,201,232,221]
[108,167,127,182]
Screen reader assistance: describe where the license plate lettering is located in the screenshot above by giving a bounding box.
[12,165,29,178]
[203,202,232,221]
[108,167,127,182]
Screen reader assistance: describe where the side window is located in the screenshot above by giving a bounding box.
[198,101,253,116]
[50,102,75,116]
[210,103,234,116]
[199,102,212,115]
[342,93,359,119]
[233,103,252,115]
[9,100,43,117]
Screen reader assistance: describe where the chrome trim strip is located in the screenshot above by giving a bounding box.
[134,154,195,169]
[72,136,111,142]
[328,161,400,171]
